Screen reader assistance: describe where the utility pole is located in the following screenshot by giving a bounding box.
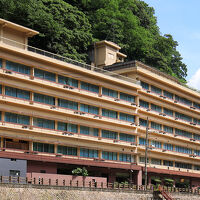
[144,117,149,189]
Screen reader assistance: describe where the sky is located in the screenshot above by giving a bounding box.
[143,0,200,90]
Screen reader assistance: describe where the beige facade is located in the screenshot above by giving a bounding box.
[0,18,200,186]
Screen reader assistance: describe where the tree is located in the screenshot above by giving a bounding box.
[0,0,93,62]
[77,0,187,81]
[0,0,187,81]
[72,167,88,176]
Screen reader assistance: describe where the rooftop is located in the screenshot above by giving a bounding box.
[0,18,39,37]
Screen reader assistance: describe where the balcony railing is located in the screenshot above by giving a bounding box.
[0,36,138,86]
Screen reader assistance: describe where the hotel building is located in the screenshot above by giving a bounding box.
[0,18,200,187]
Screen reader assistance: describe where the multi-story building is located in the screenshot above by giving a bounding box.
[1,18,200,187]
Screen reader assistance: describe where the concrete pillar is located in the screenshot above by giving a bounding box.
[108,170,116,183]
[55,74,58,83]
[29,141,33,151]
[0,137,3,148]
[77,147,80,157]
[136,170,142,186]
[54,144,57,154]
[78,80,81,90]
[2,59,6,69]
[148,174,151,185]
[99,86,102,97]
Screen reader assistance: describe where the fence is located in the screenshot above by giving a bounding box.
[0,176,200,195]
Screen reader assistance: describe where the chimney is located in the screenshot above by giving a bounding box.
[93,40,127,68]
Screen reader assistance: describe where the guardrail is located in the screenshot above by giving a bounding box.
[0,36,139,86]
[0,176,200,195]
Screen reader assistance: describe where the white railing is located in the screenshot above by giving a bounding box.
[0,36,139,85]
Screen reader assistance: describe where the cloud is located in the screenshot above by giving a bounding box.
[188,68,200,90]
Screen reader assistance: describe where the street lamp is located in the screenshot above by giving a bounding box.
[144,117,149,189]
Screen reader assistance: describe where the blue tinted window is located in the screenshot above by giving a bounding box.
[5,112,30,125]
[58,99,78,110]
[33,117,55,129]
[6,61,30,75]
[81,82,99,93]
[58,75,78,87]
[34,93,55,105]
[57,122,77,133]
[5,86,30,100]
[34,68,55,82]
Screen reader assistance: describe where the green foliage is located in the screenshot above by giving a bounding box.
[72,167,88,176]
[0,0,187,81]
[164,178,174,187]
[0,0,92,62]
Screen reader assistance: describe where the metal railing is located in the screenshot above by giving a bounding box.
[0,36,139,86]
[0,176,200,196]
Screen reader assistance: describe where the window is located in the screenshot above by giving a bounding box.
[151,158,161,165]
[139,138,148,146]
[163,143,173,151]
[175,146,192,154]
[194,165,200,171]
[57,122,77,133]
[151,141,161,149]
[163,160,173,167]
[141,81,149,90]
[5,86,30,100]
[194,134,200,141]
[58,99,78,110]
[163,90,173,99]
[80,104,99,115]
[102,130,117,139]
[10,170,20,177]
[163,108,173,117]
[175,112,192,122]
[80,148,98,158]
[34,93,55,105]
[102,109,117,119]
[120,92,135,102]
[151,85,162,95]
[102,151,117,160]
[57,145,77,155]
[33,142,54,153]
[139,157,149,163]
[81,81,99,93]
[175,129,192,138]
[151,122,162,130]
[33,118,55,129]
[194,150,200,156]
[5,112,30,125]
[193,118,200,125]
[58,75,78,87]
[139,118,147,127]
[6,61,30,75]
[139,100,149,108]
[119,133,135,143]
[175,162,192,169]
[164,126,173,134]
[119,154,133,162]
[34,68,56,82]
[194,102,200,110]
[151,104,161,113]
[175,95,192,106]
[102,87,118,98]
[119,113,135,122]
[80,126,98,136]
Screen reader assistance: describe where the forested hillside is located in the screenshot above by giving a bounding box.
[0,0,187,82]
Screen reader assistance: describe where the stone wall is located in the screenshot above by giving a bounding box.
[0,186,153,200]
